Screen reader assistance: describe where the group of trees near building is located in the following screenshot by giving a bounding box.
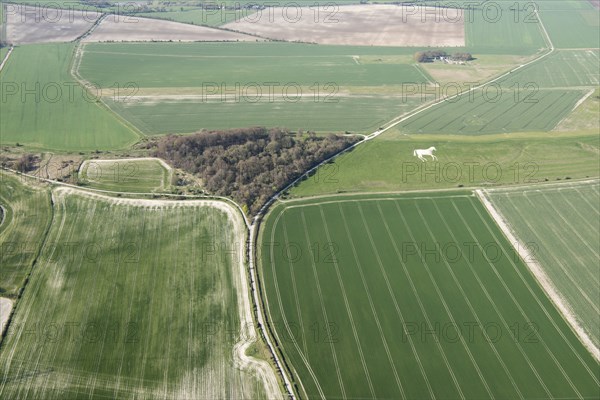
[151,127,360,214]
[414,50,473,63]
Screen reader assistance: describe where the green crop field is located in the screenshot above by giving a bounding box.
[0,44,139,151]
[0,188,269,399]
[258,192,600,399]
[540,8,600,49]
[399,88,586,134]
[290,132,600,197]
[0,172,52,297]
[79,43,431,89]
[498,50,599,88]
[484,180,600,349]
[104,96,423,135]
[465,8,545,54]
[77,42,440,134]
[78,158,172,193]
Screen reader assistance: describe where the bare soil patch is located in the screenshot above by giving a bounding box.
[4,4,101,44]
[83,15,255,42]
[224,4,465,47]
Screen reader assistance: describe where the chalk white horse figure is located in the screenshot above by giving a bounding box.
[413,146,437,162]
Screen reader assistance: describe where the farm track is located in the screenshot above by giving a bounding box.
[0,46,13,72]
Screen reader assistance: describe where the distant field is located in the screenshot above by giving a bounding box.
[290,132,600,197]
[465,7,545,54]
[104,96,423,135]
[0,172,51,297]
[78,158,172,192]
[223,4,465,47]
[79,42,437,134]
[541,9,600,48]
[0,43,139,151]
[4,4,100,44]
[399,89,586,134]
[484,181,600,349]
[0,189,272,399]
[79,43,432,88]
[259,192,600,398]
[498,50,599,88]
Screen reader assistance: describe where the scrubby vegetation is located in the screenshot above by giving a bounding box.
[150,127,360,213]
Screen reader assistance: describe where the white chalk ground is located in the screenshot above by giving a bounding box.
[83,15,256,42]
[4,4,101,44]
[476,189,600,363]
[0,297,13,335]
[52,187,283,399]
[225,4,465,47]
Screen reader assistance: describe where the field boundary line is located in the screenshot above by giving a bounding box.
[475,190,600,363]
[282,194,471,210]
[0,46,13,72]
[70,42,145,142]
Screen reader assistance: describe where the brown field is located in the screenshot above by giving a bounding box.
[83,15,256,42]
[224,4,465,47]
[4,4,101,44]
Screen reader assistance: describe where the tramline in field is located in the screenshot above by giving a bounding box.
[258,191,600,399]
[483,180,600,352]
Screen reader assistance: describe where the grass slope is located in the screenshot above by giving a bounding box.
[485,181,600,349]
[0,43,138,151]
[258,192,600,398]
[289,132,600,197]
[0,189,267,399]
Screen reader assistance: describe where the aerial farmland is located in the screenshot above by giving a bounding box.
[0,0,598,399]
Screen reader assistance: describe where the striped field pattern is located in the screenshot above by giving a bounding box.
[258,191,600,399]
[485,180,600,350]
